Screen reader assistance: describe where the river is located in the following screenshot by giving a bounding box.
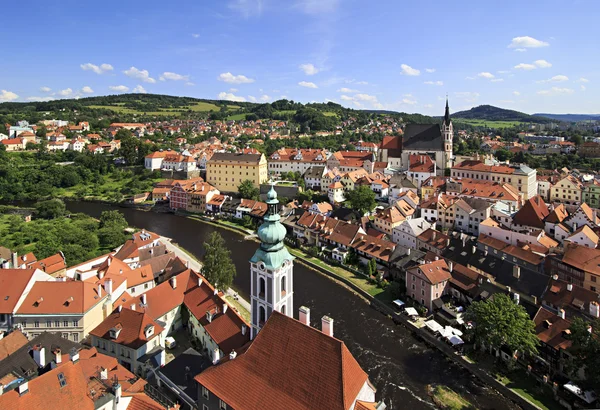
[63,201,518,409]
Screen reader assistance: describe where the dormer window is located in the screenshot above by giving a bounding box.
[144,324,154,338]
[109,324,122,339]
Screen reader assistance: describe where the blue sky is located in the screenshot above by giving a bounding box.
[1,0,599,115]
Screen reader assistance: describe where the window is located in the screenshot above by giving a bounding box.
[72,333,78,342]
[203,406,209,410]
[220,400,228,410]
[421,289,425,296]
[55,320,60,327]
[259,277,266,298]
[259,306,266,325]
[72,320,78,327]
[202,387,209,399]
[145,283,149,289]
[46,321,52,328]
[34,321,39,328]
[281,276,286,295]
[64,321,68,327]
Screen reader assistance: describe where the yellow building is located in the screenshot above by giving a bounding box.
[549,175,583,205]
[206,153,268,193]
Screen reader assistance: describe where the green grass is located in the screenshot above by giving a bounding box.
[56,174,162,202]
[428,385,474,410]
[495,370,563,410]
[227,113,248,121]
[225,295,251,323]
[454,118,522,128]
[87,101,238,117]
[323,111,338,117]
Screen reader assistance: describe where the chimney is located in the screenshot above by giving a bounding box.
[107,257,111,266]
[214,288,218,296]
[299,306,310,326]
[513,265,521,279]
[71,350,80,363]
[567,283,573,291]
[432,231,436,241]
[98,270,105,280]
[229,350,237,360]
[18,382,29,396]
[104,279,113,295]
[590,301,600,318]
[222,304,228,314]
[32,344,45,367]
[558,309,565,320]
[513,293,520,305]
[170,276,177,289]
[573,223,577,231]
[552,274,559,281]
[532,295,538,305]
[11,252,17,268]
[406,248,411,255]
[472,245,476,254]
[446,238,450,247]
[321,315,334,337]
[100,367,108,380]
[212,348,221,365]
[448,262,453,272]
[131,303,136,311]
[141,294,147,305]
[98,284,102,297]
[53,348,62,364]
[198,277,203,287]
[113,382,122,404]
[118,305,123,313]
[507,286,511,293]
[241,324,247,336]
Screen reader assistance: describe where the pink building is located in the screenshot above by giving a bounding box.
[406,259,452,311]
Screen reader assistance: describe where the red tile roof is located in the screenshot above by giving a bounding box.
[89,308,163,349]
[512,196,549,229]
[195,311,369,410]
[410,259,452,284]
[29,253,66,275]
[533,307,572,351]
[16,281,105,315]
[0,330,28,361]
[0,269,37,314]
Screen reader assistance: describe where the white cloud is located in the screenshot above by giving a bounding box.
[218,91,246,102]
[514,63,537,71]
[423,104,434,109]
[40,86,52,93]
[534,59,552,68]
[513,91,521,96]
[299,63,319,75]
[133,85,147,93]
[228,0,264,18]
[508,36,549,49]
[537,87,574,96]
[465,76,476,80]
[538,75,569,83]
[80,63,113,74]
[109,85,130,93]
[185,82,195,86]
[192,33,200,38]
[259,94,270,102]
[455,91,480,103]
[124,67,156,83]
[81,86,94,94]
[296,0,340,14]
[340,93,383,109]
[578,77,590,83]
[340,95,354,101]
[355,93,378,103]
[26,96,54,102]
[478,72,495,79]
[400,64,420,76]
[425,68,436,73]
[424,81,444,86]
[298,81,318,89]
[491,78,504,82]
[401,98,417,105]
[497,70,510,74]
[337,87,358,93]
[217,72,254,84]
[515,48,527,52]
[57,88,73,97]
[161,72,191,81]
[581,85,587,91]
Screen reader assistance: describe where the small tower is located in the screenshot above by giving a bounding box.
[249,185,294,339]
[442,98,453,169]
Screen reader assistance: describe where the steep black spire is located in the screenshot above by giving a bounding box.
[444,97,450,125]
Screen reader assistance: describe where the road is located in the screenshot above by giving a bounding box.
[160,235,252,313]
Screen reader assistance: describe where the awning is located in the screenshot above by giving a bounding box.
[448,335,464,346]
[445,326,463,336]
[405,307,419,317]
[393,299,405,308]
[425,320,444,333]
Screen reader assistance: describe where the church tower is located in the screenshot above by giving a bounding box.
[442,98,453,169]
[249,186,294,339]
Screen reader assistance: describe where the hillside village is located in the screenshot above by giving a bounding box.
[2,100,600,409]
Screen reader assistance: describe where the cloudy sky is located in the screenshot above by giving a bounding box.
[0,0,598,115]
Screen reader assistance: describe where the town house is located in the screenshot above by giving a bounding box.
[406,259,452,312]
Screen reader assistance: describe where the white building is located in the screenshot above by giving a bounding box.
[392,218,433,248]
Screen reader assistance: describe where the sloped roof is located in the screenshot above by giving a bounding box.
[512,196,549,229]
[89,308,163,349]
[403,124,442,150]
[16,281,105,315]
[0,330,28,361]
[195,311,369,410]
[533,307,572,351]
[561,242,600,275]
[409,259,452,284]
[0,269,36,314]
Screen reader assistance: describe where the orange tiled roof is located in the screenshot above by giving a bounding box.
[0,269,37,314]
[89,308,163,349]
[17,281,105,315]
[0,330,28,361]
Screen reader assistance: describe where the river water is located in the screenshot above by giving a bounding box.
[63,201,518,409]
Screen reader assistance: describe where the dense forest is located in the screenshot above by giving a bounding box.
[452,105,555,124]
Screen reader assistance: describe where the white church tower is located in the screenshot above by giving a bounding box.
[442,97,453,170]
[249,186,295,339]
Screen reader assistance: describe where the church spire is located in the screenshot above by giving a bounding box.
[444,96,450,125]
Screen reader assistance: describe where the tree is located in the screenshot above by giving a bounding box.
[238,179,259,200]
[345,186,377,214]
[567,317,600,389]
[35,199,66,219]
[369,258,378,278]
[571,135,583,146]
[201,232,237,290]
[99,210,128,230]
[465,294,538,356]
[120,135,139,165]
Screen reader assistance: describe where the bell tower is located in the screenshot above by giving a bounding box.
[442,97,453,170]
[249,185,294,339]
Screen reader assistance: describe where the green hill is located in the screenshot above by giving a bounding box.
[452,105,554,124]
[534,113,600,122]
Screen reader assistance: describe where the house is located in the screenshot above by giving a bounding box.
[541,277,600,321]
[511,195,550,231]
[417,228,450,255]
[194,309,377,410]
[421,175,448,201]
[532,307,573,376]
[13,281,109,342]
[0,269,55,333]
[89,307,165,376]
[372,205,406,236]
[407,154,436,188]
[206,153,268,193]
[548,243,600,292]
[445,178,522,209]
[156,347,206,409]
[327,151,374,174]
[564,202,599,230]
[320,168,342,194]
[392,218,433,248]
[113,230,163,266]
[303,165,327,190]
[564,225,599,248]
[550,175,583,205]
[328,181,345,204]
[479,217,558,254]
[268,148,327,176]
[446,197,492,236]
[406,259,452,312]
[1,138,26,151]
[144,151,169,170]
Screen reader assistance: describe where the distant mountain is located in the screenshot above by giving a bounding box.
[533,113,600,122]
[452,105,554,124]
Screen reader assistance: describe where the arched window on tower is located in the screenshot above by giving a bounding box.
[259,306,266,326]
[281,276,286,296]
[259,277,265,299]
[280,304,286,315]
